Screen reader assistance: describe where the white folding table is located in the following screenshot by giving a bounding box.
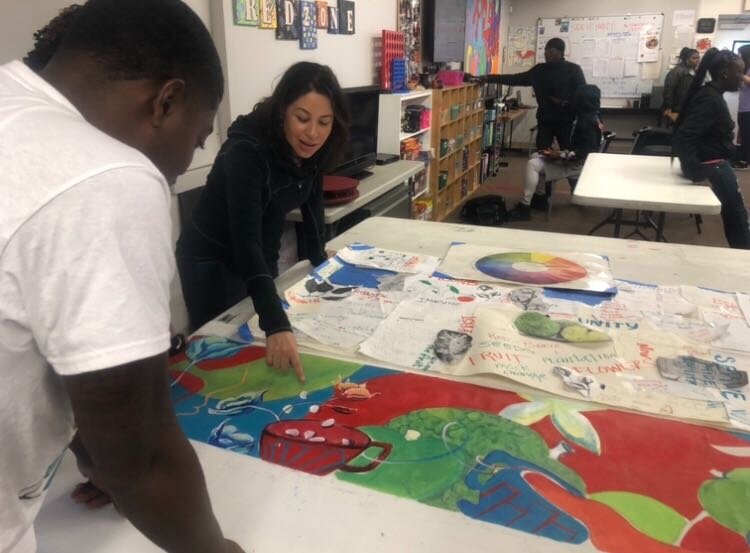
[34,217,750,553]
[572,153,722,241]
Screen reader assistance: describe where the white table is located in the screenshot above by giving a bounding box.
[35,217,750,553]
[572,153,722,241]
[286,160,424,237]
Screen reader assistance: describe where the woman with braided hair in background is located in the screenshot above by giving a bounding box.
[673,47,750,249]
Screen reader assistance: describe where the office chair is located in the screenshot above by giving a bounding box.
[630,126,673,156]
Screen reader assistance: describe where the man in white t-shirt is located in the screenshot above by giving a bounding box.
[0,1,244,552]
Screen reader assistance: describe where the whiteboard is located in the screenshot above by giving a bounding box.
[536,14,664,98]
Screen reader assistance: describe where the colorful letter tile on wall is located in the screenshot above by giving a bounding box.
[299,1,318,49]
[234,0,260,25]
[338,0,354,34]
[327,6,339,34]
[259,0,277,29]
[316,1,328,28]
[276,0,299,40]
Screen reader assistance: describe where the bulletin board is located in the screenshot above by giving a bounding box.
[536,14,664,98]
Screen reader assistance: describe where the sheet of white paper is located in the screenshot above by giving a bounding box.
[672,9,696,27]
[624,59,640,77]
[579,39,596,57]
[336,244,441,275]
[593,58,609,78]
[595,38,611,57]
[359,279,513,371]
[610,38,627,59]
[725,397,750,431]
[641,59,662,80]
[607,58,625,79]
[680,286,743,316]
[701,310,750,353]
[736,293,750,326]
[282,268,410,351]
[620,377,722,402]
[638,31,660,63]
[445,308,735,425]
[436,244,615,293]
[289,288,404,351]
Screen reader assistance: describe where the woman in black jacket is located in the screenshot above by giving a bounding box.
[673,48,749,248]
[176,62,349,378]
[662,47,699,125]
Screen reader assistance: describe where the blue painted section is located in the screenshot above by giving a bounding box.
[312,257,396,289]
[458,450,588,544]
[172,364,393,458]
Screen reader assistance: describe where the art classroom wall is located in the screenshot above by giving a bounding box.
[210,0,397,138]
[0,0,217,333]
[498,0,742,145]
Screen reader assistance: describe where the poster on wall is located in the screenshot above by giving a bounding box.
[338,0,355,35]
[637,30,660,62]
[464,0,502,76]
[316,1,328,28]
[327,5,339,33]
[299,0,318,49]
[259,0,277,28]
[276,0,299,39]
[508,27,536,67]
[233,0,259,25]
[398,0,422,79]
[695,35,713,53]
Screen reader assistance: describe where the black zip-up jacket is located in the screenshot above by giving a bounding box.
[180,112,326,335]
[567,84,602,164]
[673,83,738,181]
[486,60,586,124]
[662,63,693,113]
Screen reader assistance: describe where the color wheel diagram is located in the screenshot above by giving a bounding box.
[474,252,588,285]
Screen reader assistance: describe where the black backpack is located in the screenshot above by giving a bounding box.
[460,195,507,226]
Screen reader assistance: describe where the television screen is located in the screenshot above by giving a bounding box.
[331,85,379,178]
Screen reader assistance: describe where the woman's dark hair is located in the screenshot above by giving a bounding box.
[50,0,224,108]
[252,62,350,171]
[678,47,698,65]
[24,4,83,72]
[674,48,739,131]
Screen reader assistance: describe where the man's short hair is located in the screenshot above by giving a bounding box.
[545,38,566,54]
[55,0,224,107]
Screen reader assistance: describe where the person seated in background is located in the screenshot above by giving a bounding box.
[176,62,350,380]
[466,38,586,150]
[737,44,750,169]
[673,48,750,249]
[506,84,603,221]
[662,47,700,127]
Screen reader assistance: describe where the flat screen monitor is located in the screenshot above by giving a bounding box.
[330,85,379,178]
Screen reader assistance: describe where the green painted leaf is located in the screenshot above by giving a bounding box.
[551,405,601,455]
[177,353,359,401]
[590,491,687,544]
[336,426,464,502]
[499,400,552,426]
[699,469,750,537]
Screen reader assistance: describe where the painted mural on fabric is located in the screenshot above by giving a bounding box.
[465,0,501,76]
[171,338,750,552]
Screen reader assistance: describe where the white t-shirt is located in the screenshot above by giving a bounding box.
[0,61,174,553]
